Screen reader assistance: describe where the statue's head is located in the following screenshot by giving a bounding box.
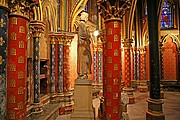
[80,11,89,22]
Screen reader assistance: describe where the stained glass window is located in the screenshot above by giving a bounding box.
[161,1,173,29]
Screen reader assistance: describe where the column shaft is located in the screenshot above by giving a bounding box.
[58,41,63,93]
[139,48,145,80]
[104,20,121,120]
[50,39,56,93]
[7,16,28,120]
[33,37,40,103]
[0,6,8,120]
[146,0,165,119]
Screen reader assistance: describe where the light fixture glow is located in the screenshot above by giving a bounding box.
[93,30,99,37]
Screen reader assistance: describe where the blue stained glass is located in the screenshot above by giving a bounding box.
[161,0,173,29]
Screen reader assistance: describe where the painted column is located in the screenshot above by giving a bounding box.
[50,37,56,93]
[139,47,146,80]
[58,35,64,93]
[132,47,137,80]
[30,21,44,113]
[136,49,140,80]
[7,1,30,119]
[0,2,8,119]
[93,45,98,84]
[63,35,73,92]
[97,43,103,84]
[122,39,135,104]
[97,1,131,119]
[146,0,165,119]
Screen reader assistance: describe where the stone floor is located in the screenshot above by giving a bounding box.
[56,91,180,120]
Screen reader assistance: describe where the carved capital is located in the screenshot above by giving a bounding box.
[122,38,133,47]
[0,0,8,8]
[30,21,45,37]
[49,32,65,44]
[63,32,74,46]
[97,0,131,22]
[9,0,32,19]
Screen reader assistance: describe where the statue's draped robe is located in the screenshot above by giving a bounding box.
[77,21,92,76]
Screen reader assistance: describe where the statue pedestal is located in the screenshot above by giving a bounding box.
[71,79,94,120]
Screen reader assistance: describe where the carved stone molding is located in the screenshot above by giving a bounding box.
[30,21,45,37]
[8,0,32,19]
[97,0,131,22]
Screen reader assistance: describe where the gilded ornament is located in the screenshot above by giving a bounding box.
[113,93,118,99]
[11,17,17,25]
[107,85,112,92]
[35,56,38,60]
[114,35,118,41]
[0,37,5,46]
[107,42,112,49]
[10,79,16,87]
[114,21,119,28]
[107,56,112,63]
[19,26,25,33]
[9,96,15,103]
[18,56,24,63]
[35,47,38,51]
[113,107,118,113]
[0,75,4,85]
[107,114,111,120]
[9,111,15,119]
[18,102,23,109]
[10,48,16,55]
[114,64,118,71]
[107,71,112,78]
[18,87,23,94]
[10,64,16,71]
[19,41,24,48]
[107,99,111,106]
[0,19,6,27]
[0,56,4,65]
[18,71,24,79]
[108,28,112,35]
[113,78,118,85]
[10,32,16,40]
[36,38,39,42]
[114,49,118,56]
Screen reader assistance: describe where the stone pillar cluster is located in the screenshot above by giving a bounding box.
[30,21,45,113]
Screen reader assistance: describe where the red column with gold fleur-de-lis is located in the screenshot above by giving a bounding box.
[63,34,73,92]
[139,47,146,80]
[97,1,131,119]
[104,20,122,120]
[122,39,135,104]
[7,1,30,119]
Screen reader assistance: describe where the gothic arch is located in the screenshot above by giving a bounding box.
[41,0,58,32]
[162,34,180,50]
[70,0,88,32]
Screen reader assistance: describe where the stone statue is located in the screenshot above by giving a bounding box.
[77,12,92,79]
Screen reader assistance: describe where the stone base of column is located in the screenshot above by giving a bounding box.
[31,103,43,114]
[123,87,135,104]
[71,79,94,120]
[137,85,148,92]
[50,93,64,104]
[146,98,165,120]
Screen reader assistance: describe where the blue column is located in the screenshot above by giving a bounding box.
[58,43,63,93]
[98,50,103,84]
[50,39,55,93]
[0,7,8,119]
[93,50,97,84]
[33,37,40,103]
